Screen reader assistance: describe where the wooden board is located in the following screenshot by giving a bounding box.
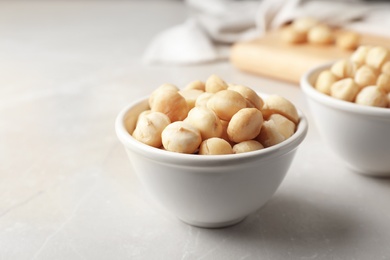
[230,29,390,84]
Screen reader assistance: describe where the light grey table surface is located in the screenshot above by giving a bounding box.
[1,1,390,260]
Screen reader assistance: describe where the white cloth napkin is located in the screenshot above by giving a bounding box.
[143,0,390,65]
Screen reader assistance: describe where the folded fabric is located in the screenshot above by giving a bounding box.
[143,0,390,65]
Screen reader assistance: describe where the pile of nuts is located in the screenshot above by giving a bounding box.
[131,75,299,155]
[281,17,360,50]
[315,45,390,108]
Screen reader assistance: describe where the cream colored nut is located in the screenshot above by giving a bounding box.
[207,90,247,121]
[233,140,264,154]
[280,25,306,44]
[262,95,299,124]
[377,73,390,93]
[315,70,338,95]
[132,112,171,148]
[184,80,205,91]
[184,107,223,140]
[161,121,202,154]
[355,86,388,107]
[199,138,233,155]
[179,89,204,110]
[381,61,390,75]
[219,120,233,145]
[365,46,390,70]
[307,24,334,45]
[330,78,360,102]
[292,17,319,33]
[151,89,189,122]
[330,59,358,79]
[227,84,264,110]
[205,74,228,93]
[227,108,263,143]
[256,120,286,148]
[350,45,371,66]
[137,110,152,121]
[268,114,295,139]
[149,83,179,108]
[195,92,214,108]
[336,31,360,50]
[354,65,377,88]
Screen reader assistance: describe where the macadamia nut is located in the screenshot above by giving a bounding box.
[365,46,390,70]
[151,89,189,122]
[355,86,388,107]
[256,120,286,148]
[207,90,247,121]
[330,59,357,79]
[227,108,263,143]
[377,73,390,93]
[315,70,337,95]
[149,83,179,108]
[330,78,360,102]
[336,31,359,50]
[233,140,264,154]
[308,24,333,45]
[292,17,319,34]
[354,65,377,88]
[281,26,306,44]
[381,61,390,75]
[199,138,233,155]
[262,95,299,124]
[228,84,264,110]
[161,121,202,154]
[350,45,371,66]
[185,80,205,91]
[179,89,204,109]
[185,107,223,140]
[268,114,296,139]
[205,74,228,93]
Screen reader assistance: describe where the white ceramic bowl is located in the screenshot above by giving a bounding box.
[115,95,308,228]
[301,63,390,177]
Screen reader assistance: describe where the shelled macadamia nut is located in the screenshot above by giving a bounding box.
[377,73,390,93]
[205,74,228,93]
[381,61,390,75]
[233,140,264,154]
[227,108,263,143]
[281,25,306,44]
[262,95,299,124]
[292,17,319,34]
[336,31,360,50]
[330,78,360,102]
[184,107,223,140]
[184,80,205,91]
[132,112,171,148]
[161,121,202,154]
[315,70,337,95]
[149,83,179,108]
[350,45,371,66]
[207,90,247,121]
[195,92,214,108]
[365,46,390,70]
[354,65,377,88]
[151,89,189,122]
[355,86,388,107]
[330,59,357,79]
[268,114,296,139]
[199,138,233,155]
[308,24,333,45]
[256,120,286,148]
[227,84,264,110]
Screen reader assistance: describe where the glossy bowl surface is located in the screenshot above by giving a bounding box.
[116,94,308,228]
[301,63,390,177]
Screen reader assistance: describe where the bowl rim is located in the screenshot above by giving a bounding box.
[115,93,308,167]
[300,62,390,117]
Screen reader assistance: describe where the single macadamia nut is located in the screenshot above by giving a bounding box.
[268,114,296,139]
[262,95,299,124]
[161,121,202,154]
[233,140,264,154]
[184,80,205,91]
[315,70,338,95]
[281,25,306,44]
[149,83,179,108]
[151,89,189,122]
[336,31,360,50]
[195,92,214,108]
[199,138,233,155]
[227,108,263,143]
[381,61,390,75]
[330,59,357,79]
[205,74,228,93]
[365,46,390,70]
[377,73,390,93]
[132,112,171,148]
[355,86,388,107]
[179,89,204,109]
[308,24,333,45]
[256,120,286,148]
[185,107,223,140]
[330,78,360,102]
[354,65,377,88]
[350,45,371,66]
[228,84,264,110]
[207,90,247,121]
